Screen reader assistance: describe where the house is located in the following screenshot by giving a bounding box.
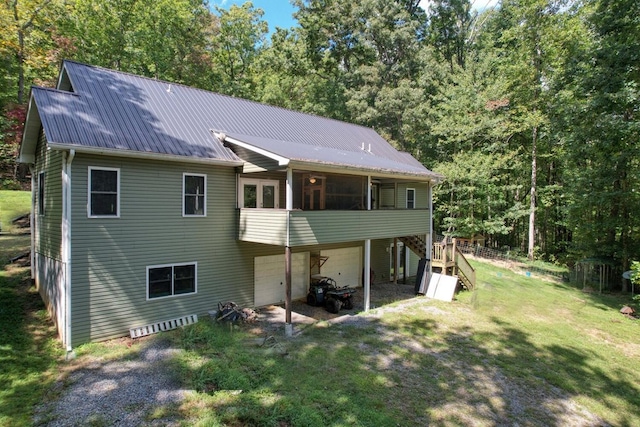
[19,60,441,350]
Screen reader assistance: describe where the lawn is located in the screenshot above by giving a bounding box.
[1,213,639,425]
[162,262,640,426]
[0,190,30,234]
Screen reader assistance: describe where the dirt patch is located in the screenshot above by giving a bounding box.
[247,281,418,335]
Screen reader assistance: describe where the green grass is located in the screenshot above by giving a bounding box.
[1,222,639,425]
[166,259,640,426]
[0,190,31,234]
[0,245,62,426]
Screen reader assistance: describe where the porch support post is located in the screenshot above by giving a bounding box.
[285,246,292,324]
[393,237,398,285]
[364,175,372,312]
[285,168,293,336]
[427,181,433,284]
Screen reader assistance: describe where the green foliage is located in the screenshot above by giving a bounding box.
[631,261,640,286]
[0,237,62,427]
[2,0,639,270]
[434,150,529,239]
[210,2,268,98]
[559,0,640,270]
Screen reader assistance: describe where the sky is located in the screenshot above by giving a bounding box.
[211,0,501,36]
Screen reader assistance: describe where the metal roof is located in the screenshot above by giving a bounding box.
[22,60,439,179]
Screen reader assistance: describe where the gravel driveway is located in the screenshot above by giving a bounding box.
[33,339,191,426]
[33,282,607,426]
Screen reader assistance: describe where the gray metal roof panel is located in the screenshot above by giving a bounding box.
[33,60,434,176]
[225,132,438,178]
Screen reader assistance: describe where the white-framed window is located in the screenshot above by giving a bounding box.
[38,172,45,216]
[238,178,279,208]
[183,173,206,216]
[88,167,120,218]
[147,262,197,300]
[406,188,416,209]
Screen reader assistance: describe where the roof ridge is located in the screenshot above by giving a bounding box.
[61,59,378,134]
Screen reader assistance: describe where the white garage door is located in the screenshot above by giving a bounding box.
[254,252,309,307]
[320,247,362,287]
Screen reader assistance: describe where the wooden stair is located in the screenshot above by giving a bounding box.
[400,235,476,291]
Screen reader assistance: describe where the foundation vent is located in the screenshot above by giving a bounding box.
[129,314,198,338]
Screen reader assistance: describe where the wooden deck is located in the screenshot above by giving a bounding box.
[399,236,476,291]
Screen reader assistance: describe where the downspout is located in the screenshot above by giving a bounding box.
[364,175,371,312]
[284,167,293,337]
[62,149,75,356]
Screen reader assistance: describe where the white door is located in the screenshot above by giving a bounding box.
[254,252,309,306]
[320,247,362,287]
[239,179,279,208]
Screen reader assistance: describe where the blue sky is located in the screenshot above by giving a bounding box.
[210,0,501,36]
[211,1,298,34]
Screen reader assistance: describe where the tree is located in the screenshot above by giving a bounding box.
[488,0,572,259]
[209,2,268,98]
[561,0,640,287]
[434,150,529,243]
[67,0,215,88]
[427,0,474,70]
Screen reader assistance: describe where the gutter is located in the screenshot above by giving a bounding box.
[48,143,244,167]
[288,160,444,183]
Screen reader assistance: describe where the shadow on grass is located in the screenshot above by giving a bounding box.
[0,265,61,426]
[166,289,640,427]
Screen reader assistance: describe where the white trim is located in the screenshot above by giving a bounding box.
[223,135,290,166]
[48,143,244,167]
[286,168,293,247]
[87,166,120,218]
[29,167,35,279]
[182,173,207,217]
[287,160,443,182]
[406,188,416,209]
[62,149,75,352]
[146,262,198,300]
[238,178,280,209]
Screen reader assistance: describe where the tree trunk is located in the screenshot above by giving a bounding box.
[528,124,537,260]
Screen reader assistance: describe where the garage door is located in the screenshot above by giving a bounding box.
[320,247,362,287]
[254,252,309,307]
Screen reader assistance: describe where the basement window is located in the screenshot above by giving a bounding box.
[147,262,197,300]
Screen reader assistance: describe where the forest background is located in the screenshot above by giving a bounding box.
[1,0,638,288]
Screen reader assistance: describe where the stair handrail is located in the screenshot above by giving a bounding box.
[453,240,476,290]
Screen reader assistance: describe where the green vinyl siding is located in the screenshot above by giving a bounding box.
[34,131,63,261]
[69,154,258,344]
[397,182,430,209]
[371,239,392,283]
[239,209,431,247]
[289,209,430,246]
[234,147,281,173]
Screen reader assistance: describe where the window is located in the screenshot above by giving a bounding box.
[238,178,279,208]
[183,173,206,216]
[38,172,45,216]
[147,263,197,299]
[406,188,415,209]
[88,167,120,217]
